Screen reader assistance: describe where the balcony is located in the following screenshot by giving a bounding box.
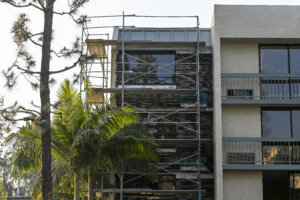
[221,73,300,105]
[223,137,300,170]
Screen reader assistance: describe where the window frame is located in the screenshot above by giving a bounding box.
[259,44,300,74]
[259,45,300,99]
[261,107,300,138]
[117,50,177,85]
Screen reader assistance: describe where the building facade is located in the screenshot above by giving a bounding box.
[85,22,214,199]
[213,4,300,200]
[83,4,300,200]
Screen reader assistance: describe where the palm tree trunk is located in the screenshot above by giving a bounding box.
[120,171,123,200]
[101,172,104,200]
[74,171,80,200]
[88,168,94,200]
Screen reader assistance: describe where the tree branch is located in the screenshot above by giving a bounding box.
[1,115,35,122]
[49,56,85,75]
[18,106,40,115]
[1,0,44,11]
[52,0,89,24]
[25,32,62,58]
[0,104,38,123]
[21,72,39,90]
[13,64,41,74]
[37,0,45,9]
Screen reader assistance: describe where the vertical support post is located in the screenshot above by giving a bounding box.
[106,34,110,103]
[120,169,124,200]
[17,181,20,197]
[121,11,125,107]
[80,24,84,98]
[198,190,201,200]
[196,15,202,197]
[101,172,104,200]
[289,141,291,165]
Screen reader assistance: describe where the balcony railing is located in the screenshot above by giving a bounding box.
[223,137,300,170]
[221,73,300,104]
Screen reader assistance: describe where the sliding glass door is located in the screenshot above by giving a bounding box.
[260,45,300,99]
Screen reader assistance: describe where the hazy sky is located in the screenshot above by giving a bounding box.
[1,0,300,108]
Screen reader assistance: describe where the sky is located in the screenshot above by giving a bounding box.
[1,0,300,110]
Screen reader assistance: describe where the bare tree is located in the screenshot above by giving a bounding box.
[0,1,89,199]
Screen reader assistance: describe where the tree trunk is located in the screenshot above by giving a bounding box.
[40,0,55,200]
[74,172,80,200]
[88,168,94,200]
[120,172,123,200]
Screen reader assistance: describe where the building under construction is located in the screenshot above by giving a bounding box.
[81,14,214,200]
[77,4,300,200]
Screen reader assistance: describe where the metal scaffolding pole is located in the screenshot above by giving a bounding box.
[121,11,125,108]
[196,15,202,200]
[82,13,213,200]
[120,11,125,200]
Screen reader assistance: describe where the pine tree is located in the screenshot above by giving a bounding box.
[0,1,90,199]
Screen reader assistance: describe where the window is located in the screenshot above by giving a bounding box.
[263,172,289,200]
[262,108,300,138]
[180,93,208,107]
[263,172,300,200]
[260,45,300,99]
[260,46,289,74]
[227,89,253,97]
[262,109,300,165]
[117,51,176,85]
[262,109,291,138]
[292,110,300,138]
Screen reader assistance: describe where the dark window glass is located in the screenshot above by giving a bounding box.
[227,89,253,97]
[119,52,175,85]
[260,46,290,99]
[292,110,300,138]
[262,110,291,138]
[289,47,300,98]
[290,46,300,73]
[263,172,289,200]
[260,46,289,73]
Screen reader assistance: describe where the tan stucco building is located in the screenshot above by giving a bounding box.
[213,5,300,200]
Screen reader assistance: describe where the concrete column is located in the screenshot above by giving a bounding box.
[211,25,223,200]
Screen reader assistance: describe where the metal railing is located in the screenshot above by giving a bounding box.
[223,137,300,168]
[221,73,300,102]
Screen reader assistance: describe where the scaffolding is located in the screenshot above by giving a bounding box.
[80,13,214,200]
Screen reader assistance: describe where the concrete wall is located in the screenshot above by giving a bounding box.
[222,106,262,165]
[223,171,263,200]
[222,106,261,138]
[214,5,300,40]
[221,43,259,73]
[220,43,261,98]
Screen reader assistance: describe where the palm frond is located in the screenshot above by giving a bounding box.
[6,122,42,175]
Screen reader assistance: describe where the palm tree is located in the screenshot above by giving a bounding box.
[73,124,158,200]
[7,79,158,200]
[51,79,143,200]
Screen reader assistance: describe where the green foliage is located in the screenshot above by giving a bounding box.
[6,122,41,174]
[6,79,159,197]
[11,13,30,46]
[0,182,8,198]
